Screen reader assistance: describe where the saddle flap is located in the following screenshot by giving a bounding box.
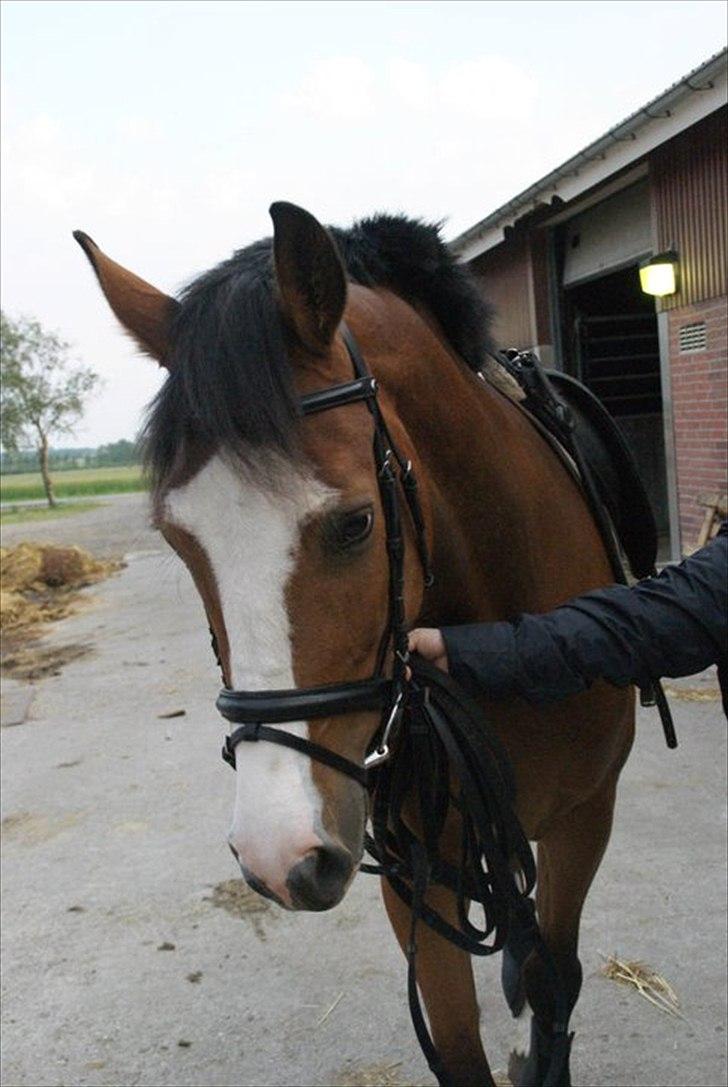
[544,369,659,579]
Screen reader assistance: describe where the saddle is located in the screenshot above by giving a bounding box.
[544,369,658,580]
[488,348,658,580]
[486,347,676,747]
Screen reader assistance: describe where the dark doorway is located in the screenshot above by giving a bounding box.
[562,264,669,540]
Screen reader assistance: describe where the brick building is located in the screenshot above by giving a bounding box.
[451,50,727,558]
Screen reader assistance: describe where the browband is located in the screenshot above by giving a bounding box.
[300,376,378,415]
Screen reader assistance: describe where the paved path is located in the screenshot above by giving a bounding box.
[1,492,159,561]
[1,502,726,1087]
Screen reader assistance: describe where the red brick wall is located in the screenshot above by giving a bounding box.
[669,296,728,549]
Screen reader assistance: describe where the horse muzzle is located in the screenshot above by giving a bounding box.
[232,838,355,912]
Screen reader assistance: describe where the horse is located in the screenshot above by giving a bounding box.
[74,202,634,1087]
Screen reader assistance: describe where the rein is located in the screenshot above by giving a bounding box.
[215,325,571,1087]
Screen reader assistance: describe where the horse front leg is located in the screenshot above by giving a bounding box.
[509,776,619,1087]
[380,875,496,1087]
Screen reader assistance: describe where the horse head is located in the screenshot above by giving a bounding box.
[75,204,429,911]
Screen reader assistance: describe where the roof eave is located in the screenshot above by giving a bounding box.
[450,48,727,262]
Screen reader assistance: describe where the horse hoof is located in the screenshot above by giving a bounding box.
[507,1018,573,1087]
[507,1046,537,1087]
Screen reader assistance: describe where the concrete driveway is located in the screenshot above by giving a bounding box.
[1,495,726,1087]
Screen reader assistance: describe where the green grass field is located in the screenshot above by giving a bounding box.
[0,501,103,526]
[0,465,147,503]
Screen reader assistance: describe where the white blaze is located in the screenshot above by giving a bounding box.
[164,454,335,902]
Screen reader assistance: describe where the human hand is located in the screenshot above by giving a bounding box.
[407,628,449,673]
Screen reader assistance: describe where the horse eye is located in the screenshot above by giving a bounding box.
[326,506,374,552]
[340,509,373,546]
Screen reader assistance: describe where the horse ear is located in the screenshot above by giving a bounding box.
[270,202,347,354]
[73,231,179,367]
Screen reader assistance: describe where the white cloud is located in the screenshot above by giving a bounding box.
[283,56,379,120]
[115,116,164,143]
[284,54,539,124]
[387,58,430,109]
[437,56,538,121]
[2,114,96,214]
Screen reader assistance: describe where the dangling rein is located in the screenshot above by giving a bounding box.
[361,656,572,1087]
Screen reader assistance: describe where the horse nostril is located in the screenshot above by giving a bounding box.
[314,842,352,888]
[287,843,353,911]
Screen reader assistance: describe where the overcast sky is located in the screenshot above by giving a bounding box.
[2,0,726,447]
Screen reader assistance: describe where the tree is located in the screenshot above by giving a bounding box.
[0,312,99,507]
[95,438,139,467]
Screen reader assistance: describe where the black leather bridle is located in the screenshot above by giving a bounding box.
[217,324,432,785]
[213,326,573,1087]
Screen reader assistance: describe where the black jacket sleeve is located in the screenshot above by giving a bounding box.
[441,522,727,708]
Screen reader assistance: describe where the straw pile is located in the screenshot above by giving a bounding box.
[0,543,120,633]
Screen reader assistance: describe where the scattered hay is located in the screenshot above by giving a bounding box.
[333,1061,510,1086]
[0,543,120,636]
[1,810,85,846]
[663,684,721,702]
[334,1063,409,1087]
[599,952,682,1018]
[1,641,93,681]
[315,991,343,1027]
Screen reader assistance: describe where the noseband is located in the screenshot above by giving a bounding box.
[216,324,433,784]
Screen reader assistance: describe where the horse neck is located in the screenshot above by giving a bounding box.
[360,297,611,626]
[402,360,541,625]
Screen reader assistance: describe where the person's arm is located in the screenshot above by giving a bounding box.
[414,523,727,706]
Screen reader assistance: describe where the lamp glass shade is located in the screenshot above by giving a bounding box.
[639,255,678,297]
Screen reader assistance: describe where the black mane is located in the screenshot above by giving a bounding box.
[143,214,493,489]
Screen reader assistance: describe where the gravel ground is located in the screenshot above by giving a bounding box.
[1,499,726,1087]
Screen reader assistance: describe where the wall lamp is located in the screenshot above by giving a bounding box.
[639,250,679,297]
